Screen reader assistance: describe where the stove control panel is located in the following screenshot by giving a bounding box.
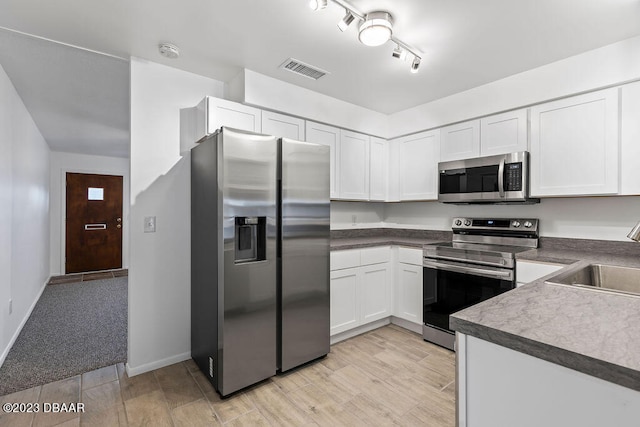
[452,217,539,232]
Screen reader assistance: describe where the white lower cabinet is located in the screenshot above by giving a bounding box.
[516,260,564,287]
[396,262,423,325]
[361,263,392,323]
[330,247,391,336]
[330,268,360,335]
[394,247,424,325]
[457,334,640,427]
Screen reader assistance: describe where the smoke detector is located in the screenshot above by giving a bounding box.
[159,43,180,59]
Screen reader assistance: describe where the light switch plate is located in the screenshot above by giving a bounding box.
[144,216,156,233]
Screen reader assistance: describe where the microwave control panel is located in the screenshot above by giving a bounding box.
[504,162,522,191]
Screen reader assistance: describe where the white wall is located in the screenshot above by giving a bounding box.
[383,197,640,241]
[331,201,385,229]
[49,152,130,276]
[232,69,389,138]
[390,35,640,138]
[0,64,50,366]
[128,57,224,375]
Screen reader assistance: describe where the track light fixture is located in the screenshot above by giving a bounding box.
[308,0,328,11]
[410,56,421,73]
[309,0,422,73]
[358,12,393,47]
[337,11,355,31]
[392,44,407,61]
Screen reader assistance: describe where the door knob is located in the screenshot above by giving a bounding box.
[117,224,122,229]
[116,217,122,222]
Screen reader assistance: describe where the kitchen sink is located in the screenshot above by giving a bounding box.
[546,264,640,297]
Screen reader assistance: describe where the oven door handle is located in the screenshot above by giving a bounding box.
[498,158,505,198]
[423,259,514,281]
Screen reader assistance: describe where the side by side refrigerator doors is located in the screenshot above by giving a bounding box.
[220,127,278,396]
[279,138,331,372]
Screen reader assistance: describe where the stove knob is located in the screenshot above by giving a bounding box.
[464,219,471,226]
[455,219,462,226]
[524,221,533,228]
[512,221,521,228]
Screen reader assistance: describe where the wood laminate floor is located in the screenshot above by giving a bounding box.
[0,324,455,426]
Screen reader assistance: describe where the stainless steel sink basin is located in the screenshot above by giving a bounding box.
[546,264,640,297]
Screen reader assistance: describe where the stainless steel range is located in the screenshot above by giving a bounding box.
[422,217,539,350]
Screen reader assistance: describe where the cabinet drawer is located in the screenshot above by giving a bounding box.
[330,250,361,270]
[360,246,391,266]
[398,247,423,266]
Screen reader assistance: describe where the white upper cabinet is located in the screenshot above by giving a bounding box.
[180,97,262,152]
[261,111,305,140]
[305,121,340,199]
[621,82,640,195]
[440,120,481,162]
[480,109,528,156]
[530,88,619,197]
[395,130,441,201]
[369,136,387,201]
[339,130,370,200]
[205,97,261,133]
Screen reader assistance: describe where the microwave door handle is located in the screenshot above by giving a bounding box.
[498,159,505,198]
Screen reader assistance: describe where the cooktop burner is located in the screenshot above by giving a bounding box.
[423,217,540,268]
[430,241,536,255]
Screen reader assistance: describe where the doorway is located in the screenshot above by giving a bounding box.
[65,172,123,274]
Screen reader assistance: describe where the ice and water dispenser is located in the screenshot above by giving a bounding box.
[234,216,266,263]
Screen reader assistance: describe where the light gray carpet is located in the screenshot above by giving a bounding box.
[0,277,127,396]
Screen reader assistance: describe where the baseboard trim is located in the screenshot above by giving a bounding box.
[390,316,423,334]
[126,351,191,377]
[330,318,391,345]
[124,319,424,376]
[0,280,48,367]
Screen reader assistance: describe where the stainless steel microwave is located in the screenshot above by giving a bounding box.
[438,151,539,204]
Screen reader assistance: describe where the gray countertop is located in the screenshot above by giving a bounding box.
[332,230,640,391]
[452,241,640,392]
[330,228,450,251]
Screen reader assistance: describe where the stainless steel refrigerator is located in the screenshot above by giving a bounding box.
[191,127,330,397]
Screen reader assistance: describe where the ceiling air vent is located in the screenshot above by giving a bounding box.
[279,58,329,80]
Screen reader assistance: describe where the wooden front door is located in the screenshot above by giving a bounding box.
[65,173,123,274]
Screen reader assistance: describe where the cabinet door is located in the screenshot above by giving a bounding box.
[621,82,640,195]
[305,121,340,199]
[361,263,391,323]
[396,263,423,324]
[530,88,619,197]
[339,130,370,200]
[369,137,387,201]
[261,111,305,140]
[330,268,360,335]
[480,109,528,156]
[516,261,564,285]
[207,97,262,133]
[440,120,480,162]
[397,130,440,200]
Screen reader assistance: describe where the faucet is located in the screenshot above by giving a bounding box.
[628,221,640,242]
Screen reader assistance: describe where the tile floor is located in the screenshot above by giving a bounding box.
[47,269,129,285]
[0,325,455,426]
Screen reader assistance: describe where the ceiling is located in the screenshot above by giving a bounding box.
[0,0,639,157]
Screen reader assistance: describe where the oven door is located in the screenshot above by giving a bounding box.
[422,258,515,333]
